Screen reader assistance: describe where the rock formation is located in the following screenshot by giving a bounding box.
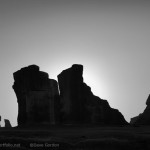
[130,94,150,125]
[58,64,128,125]
[13,65,60,126]
[13,64,128,127]
[4,119,12,128]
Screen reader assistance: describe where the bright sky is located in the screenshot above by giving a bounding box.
[0,0,150,126]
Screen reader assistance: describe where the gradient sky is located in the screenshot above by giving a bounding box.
[0,0,150,126]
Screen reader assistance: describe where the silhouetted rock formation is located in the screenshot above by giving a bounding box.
[4,119,12,128]
[13,65,60,126]
[13,64,128,127]
[130,94,150,125]
[58,64,128,125]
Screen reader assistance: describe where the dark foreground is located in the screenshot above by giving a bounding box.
[0,125,150,150]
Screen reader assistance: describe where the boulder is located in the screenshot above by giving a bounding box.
[58,64,128,125]
[13,65,60,126]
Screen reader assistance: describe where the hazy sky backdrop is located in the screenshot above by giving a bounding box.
[0,0,150,126]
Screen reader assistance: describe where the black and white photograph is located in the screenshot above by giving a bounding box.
[0,0,150,149]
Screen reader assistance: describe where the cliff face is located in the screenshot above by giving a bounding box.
[13,64,128,127]
[130,94,150,125]
[58,64,128,125]
[13,65,60,126]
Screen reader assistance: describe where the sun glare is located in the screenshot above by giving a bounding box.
[83,68,109,100]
